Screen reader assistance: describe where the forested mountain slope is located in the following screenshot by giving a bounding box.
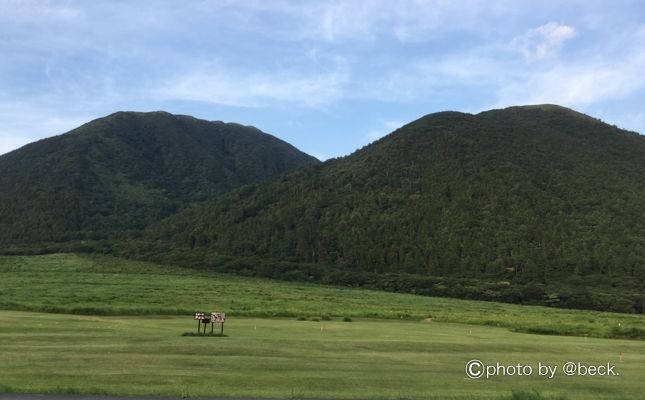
[0,111,319,244]
[138,105,645,312]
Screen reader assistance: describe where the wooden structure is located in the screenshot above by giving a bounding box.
[194,312,226,334]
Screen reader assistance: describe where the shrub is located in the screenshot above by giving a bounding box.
[608,326,645,339]
[509,390,568,400]
[510,390,544,400]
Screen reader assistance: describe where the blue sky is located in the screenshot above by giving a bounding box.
[1,0,644,159]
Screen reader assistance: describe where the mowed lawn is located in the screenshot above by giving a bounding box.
[0,311,644,400]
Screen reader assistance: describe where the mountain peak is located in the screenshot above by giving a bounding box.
[479,104,603,124]
[0,112,319,244]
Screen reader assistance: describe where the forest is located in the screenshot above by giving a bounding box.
[125,106,645,313]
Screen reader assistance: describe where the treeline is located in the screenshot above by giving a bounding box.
[117,243,644,314]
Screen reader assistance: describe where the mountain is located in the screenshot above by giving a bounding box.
[0,111,319,245]
[137,105,645,313]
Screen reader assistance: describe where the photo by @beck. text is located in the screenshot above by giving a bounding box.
[465,359,620,380]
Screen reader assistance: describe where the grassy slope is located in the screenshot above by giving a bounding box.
[0,311,644,400]
[0,254,644,339]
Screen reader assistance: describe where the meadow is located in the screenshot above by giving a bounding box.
[0,311,644,400]
[1,253,645,399]
[0,254,643,339]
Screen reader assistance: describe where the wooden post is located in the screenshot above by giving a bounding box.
[211,321,214,335]
[197,320,200,333]
[221,321,224,335]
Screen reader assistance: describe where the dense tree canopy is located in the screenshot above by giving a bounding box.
[0,111,319,244]
[136,105,645,312]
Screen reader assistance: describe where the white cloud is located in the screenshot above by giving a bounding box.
[496,41,645,108]
[0,0,84,22]
[359,53,502,103]
[513,22,577,62]
[302,1,382,42]
[287,0,518,43]
[153,62,349,109]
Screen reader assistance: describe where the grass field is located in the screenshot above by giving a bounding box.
[1,311,644,400]
[1,254,644,339]
[1,253,644,399]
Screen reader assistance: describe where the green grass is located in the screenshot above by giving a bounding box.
[0,311,644,399]
[0,254,644,339]
[1,254,645,399]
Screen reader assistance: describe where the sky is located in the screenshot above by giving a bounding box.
[1,0,644,160]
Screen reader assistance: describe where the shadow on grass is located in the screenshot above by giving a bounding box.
[181,332,228,337]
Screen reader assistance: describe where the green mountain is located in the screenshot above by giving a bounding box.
[0,111,319,245]
[138,105,645,313]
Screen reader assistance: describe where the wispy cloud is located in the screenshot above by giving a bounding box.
[357,52,503,103]
[286,0,528,43]
[152,61,350,108]
[512,22,577,62]
[496,58,645,107]
[497,27,645,107]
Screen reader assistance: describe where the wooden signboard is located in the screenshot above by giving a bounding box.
[193,311,226,334]
[211,312,226,322]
